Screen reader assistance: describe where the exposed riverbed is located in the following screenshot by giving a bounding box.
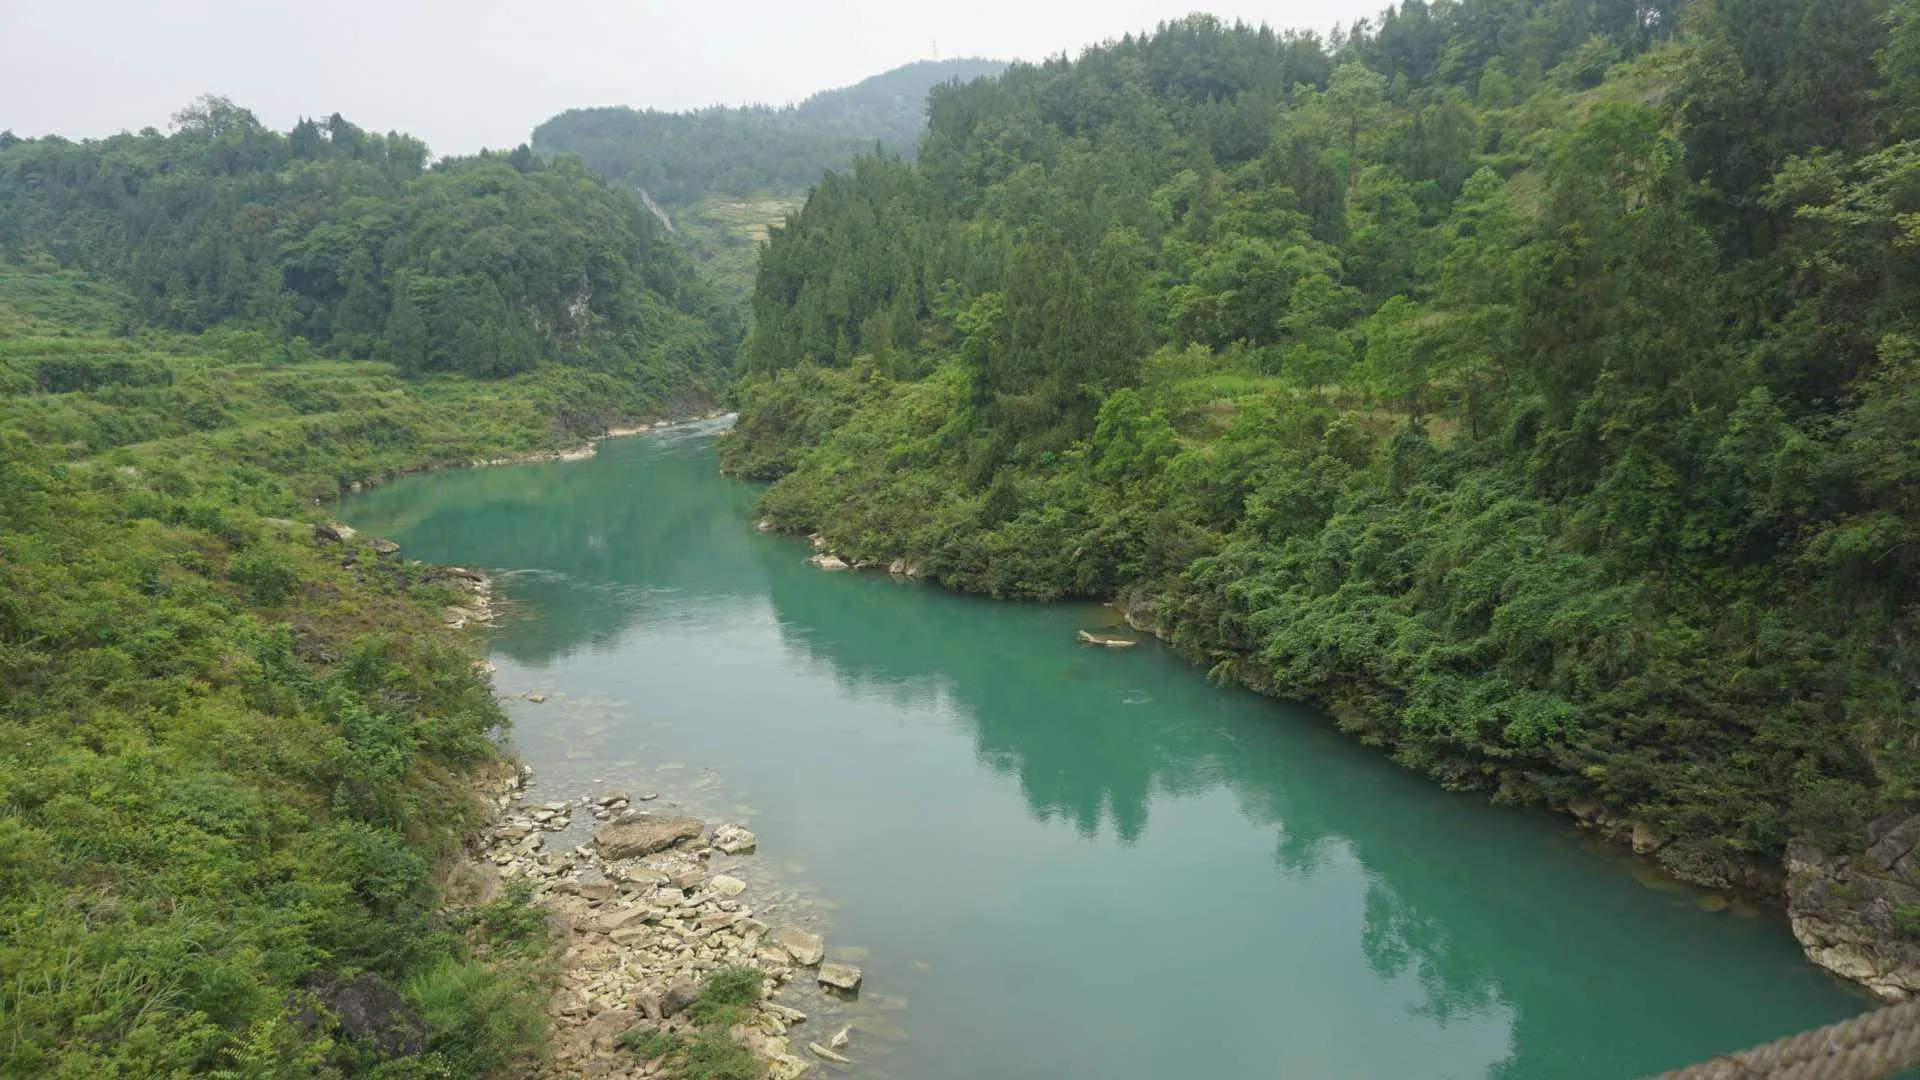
[343,417,1868,1079]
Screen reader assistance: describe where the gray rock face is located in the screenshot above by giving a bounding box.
[1787,812,1920,1000]
[816,963,862,991]
[300,972,427,1059]
[595,814,706,860]
[661,981,700,1017]
[583,1008,646,1052]
[773,926,825,966]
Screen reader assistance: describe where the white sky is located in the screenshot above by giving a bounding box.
[0,0,1383,157]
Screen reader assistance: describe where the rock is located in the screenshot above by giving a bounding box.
[635,989,664,1021]
[808,553,848,571]
[313,521,348,543]
[584,1008,648,1052]
[1788,814,1920,999]
[668,868,708,891]
[368,538,401,556]
[1631,820,1668,855]
[816,964,862,992]
[764,1003,808,1025]
[829,1026,850,1050]
[712,824,758,854]
[808,1042,852,1064]
[597,790,630,807]
[757,518,775,532]
[1075,630,1137,648]
[596,815,706,860]
[523,692,547,703]
[709,874,747,898]
[298,972,427,1059]
[661,981,700,1017]
[1566,796,1612,826]
[595,906,649,933]
[772,926,825,966]
[638,792,659,801]
[887,558,908,575]
[768,1054,812,1080]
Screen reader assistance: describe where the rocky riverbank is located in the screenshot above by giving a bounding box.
[473,765,878,1079]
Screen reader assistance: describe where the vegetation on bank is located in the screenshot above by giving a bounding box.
[726,2,1920,889]
[0,101,739,1074]
[0,98,738,392]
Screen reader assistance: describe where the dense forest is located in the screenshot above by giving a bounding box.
[532,59,1008,205]
[0,98,739,397]
[725,0,1920,907]
[532,59,1008,298]
[0,103,740,1075]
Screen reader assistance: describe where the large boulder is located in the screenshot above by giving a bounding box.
[773,926,825,966]
[661,981,700,1017]
[298,972,428,1059]
[816,964,862,992]
[595,814,706,859]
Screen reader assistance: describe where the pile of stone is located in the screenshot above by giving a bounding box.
[479,771,865,1079]
[440,567,495,629]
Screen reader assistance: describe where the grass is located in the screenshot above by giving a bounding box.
[0,261,711,1076]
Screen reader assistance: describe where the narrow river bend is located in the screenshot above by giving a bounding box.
[343,419,1865,1080]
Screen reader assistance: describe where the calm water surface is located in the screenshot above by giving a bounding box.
[343,419,1866,1080]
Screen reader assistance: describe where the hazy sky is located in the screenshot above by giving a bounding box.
[1,0,1382,157]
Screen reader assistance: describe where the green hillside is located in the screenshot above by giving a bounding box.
[727,1,1920,899]
[0,100,738,1075]
[531,58,1008,297]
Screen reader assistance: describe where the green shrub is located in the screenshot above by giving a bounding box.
[618,1028,680,1058]
[228,549,298,606]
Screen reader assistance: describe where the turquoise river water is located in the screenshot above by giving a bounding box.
[342,418,1869,1080]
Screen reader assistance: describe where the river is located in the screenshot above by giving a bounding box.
[342,417,1867,1080]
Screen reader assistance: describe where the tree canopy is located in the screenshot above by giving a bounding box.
[0,98,740,393]
[727,2,1920,885]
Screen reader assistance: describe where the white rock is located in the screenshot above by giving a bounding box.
[712,824,758,855]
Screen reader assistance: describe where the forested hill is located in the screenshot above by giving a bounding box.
[531,58,1008,205]
[725,0,1920,952]
[530,58,1007,298]
[0,97,740,398]
[0,100,742,1074]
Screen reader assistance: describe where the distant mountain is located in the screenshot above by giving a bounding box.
[531,58,1007,206]
[531,58,1006,297]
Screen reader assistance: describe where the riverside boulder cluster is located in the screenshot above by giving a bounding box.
[478,769,868,1078]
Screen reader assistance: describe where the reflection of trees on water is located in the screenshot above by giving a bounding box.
[351,433,1859,1079]
[746,532,1860,1080]
[341,433,768,665]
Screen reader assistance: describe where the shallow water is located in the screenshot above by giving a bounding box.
[344,419,1867,1079]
